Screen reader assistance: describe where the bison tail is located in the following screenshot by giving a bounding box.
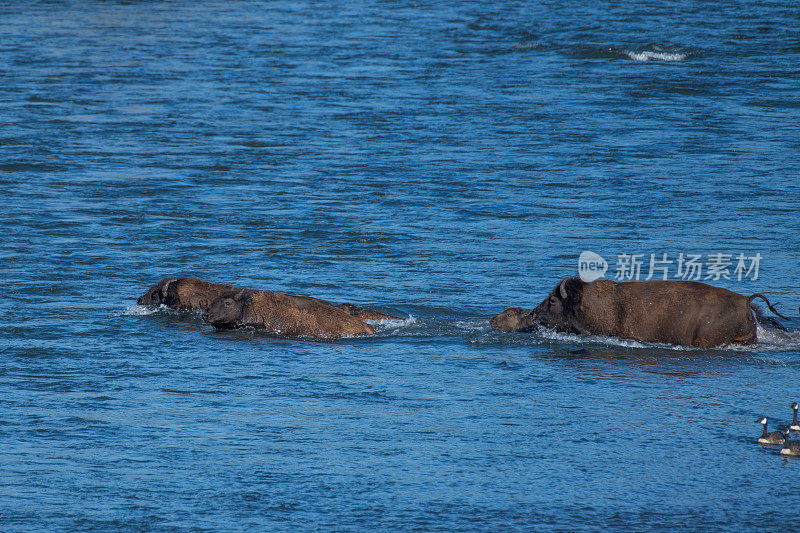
[748,293,789,320]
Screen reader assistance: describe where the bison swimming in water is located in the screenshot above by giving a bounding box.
[137,277,243,311]
[490,307,538,334]
[490,278,787,348]
[204,288,375,338]
[138,276,401,324]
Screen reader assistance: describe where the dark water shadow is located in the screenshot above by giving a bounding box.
[540,343,742,382]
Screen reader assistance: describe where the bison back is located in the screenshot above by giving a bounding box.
[244,291,375,338]
[583,280,756,347]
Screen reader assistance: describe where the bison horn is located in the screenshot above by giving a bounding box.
[558,279,568,299]
[234,288,246,301]
[161,278,178,298]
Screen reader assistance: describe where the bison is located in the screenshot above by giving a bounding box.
[490,278,787,348]
[138,276,401,324]
[489,307,537,333]
[137,277,243,311]
[204,288,376,338]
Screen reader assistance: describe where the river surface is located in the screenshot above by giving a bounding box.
[2,1,800,531]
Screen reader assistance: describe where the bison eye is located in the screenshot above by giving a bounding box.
[225,301,231,307]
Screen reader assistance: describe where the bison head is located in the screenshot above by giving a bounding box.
[205,289,249,329]
[531,277,585,333]
[137,277,178,306]
[490,307,536,332]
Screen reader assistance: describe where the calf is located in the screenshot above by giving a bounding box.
[204,289,375,338]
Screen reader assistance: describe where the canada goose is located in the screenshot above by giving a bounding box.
[757,417,786,445]
[780,438,800,456]
[790,402,800,431]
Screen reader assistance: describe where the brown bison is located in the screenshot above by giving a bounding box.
[490,278,787,348]
[138,277,401,323]
[204,289,375,338]
[490,307,537,333]
[137,277,243,311]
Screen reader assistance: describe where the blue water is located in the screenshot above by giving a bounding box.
[2,1,800,530]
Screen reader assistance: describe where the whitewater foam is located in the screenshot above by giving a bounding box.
[489,324,800,353]
[454,319,490,332]
[751,324,800,351]
[122,304,166,316]
[369,315,417,332]
[625,50,687,62]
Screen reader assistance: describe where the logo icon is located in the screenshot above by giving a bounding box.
[578,251,608,282]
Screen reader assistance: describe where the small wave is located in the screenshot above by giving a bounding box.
[536,328,676,350]
[122,304,165,316]
[510,41,542,51]
[121,304,197,317]
[370,315,417,332]
[751,324,800,351]
[569,44,689,62]
[480,324,800,353]
[454,319,490,332]
[625,50,687,62]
